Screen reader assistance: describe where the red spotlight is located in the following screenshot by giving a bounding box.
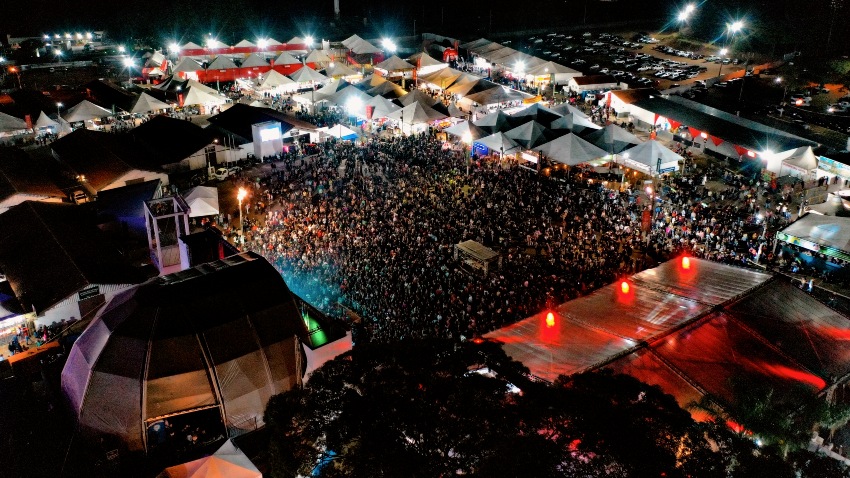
[681,256,691,270]
[546,312,556,328]
[620,281,630,294]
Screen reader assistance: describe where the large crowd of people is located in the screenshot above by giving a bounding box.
[234,133,789,343]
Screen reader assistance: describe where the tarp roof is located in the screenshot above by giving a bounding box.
[239,53,268,68]
[419,68,466,89]
[131,92,173,114]
[465,86,532,105]
[443,121,489,141]
[326,85,373,109]
[0,147,64,202]
[504,120,550,148]
[233,39,256,48]
[485,258,850,417]
[551,103,590,118]
[532,133,609,165]
[367,80,406,99]
[775,145,819,172]
[0,112,28,132]
[207,56,238,70]
[160,439,261,478]
[375,55,415,72]
[387,101,446,124]
[289,65,328,83]
[408,52,445,68]
[549,113,602,133]
[287,36,306,45]
[397,89,438,108]
[342,35,381,55]
[305,49,332,64]
[583,123,641,153]
[183,186,219,218]
[475,132,521,153]
[35,111,59,128]
[633,94,817,153]
[274,51,301,65]
[63,100,112,122]
[510,103,563,127]
[0,201,144,313]
[365,94,401,118]
[206,104,298,143]
[183,85,226,106]
[324,62,359,78]
[180,42,203,50]
[460,38,494,50]
[265,37,283,46]
[780,213,850,254]
[126,115,214,167]
[258,69,296,89]
[319,124,358,140]
[623,139,683,170]
[446,78,497,97]
[526,60,580,76]
[473,110,511,133]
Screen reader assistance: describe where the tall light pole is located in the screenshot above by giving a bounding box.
[237,187,247,246]
[716,48,729,78]
[56,102,63,120]
[462,132,472,176]
[123,57,135,84]
[676,4,696,34]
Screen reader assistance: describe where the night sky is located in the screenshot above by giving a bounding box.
[1,0,845,55]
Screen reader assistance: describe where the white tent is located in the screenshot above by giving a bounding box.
[342,35,381,55]
[621,139,683,176]
[443,121,488,140]
[397,89,439,108]
[233,39,256,48]
[289,66,328,84]
[0,112,28,133]
[473,110,511,133]
[504,121,550,148]
[367,80,406,99]
[180,41,204,51]
[365,95,401,118]
[476,132,522,154]
[549,113,602,133]
[387,102,446,124]
[305,49,332,66]
[551,103,590,119]
[766,146,819,178]
[778,213,850,255]
[273,51,301,66]
[183,186,220,218]
[35,111,59,129]
[408,52,447,75]
[464,87,532,106]
[327,85,373,110]
[240,54,268,68]
[319,124,359,140]
[324,62,360,79]
[374,55,416,74]
[131,92,173,114]
[183,80,227,106]
[525,60,581,85]
[158,439,261,478]
[532,133,609,166]
[63,100,112,123]
[207,56,238,70]
[258,70,296,91]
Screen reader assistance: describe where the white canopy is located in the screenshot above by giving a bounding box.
[342,35,381,55]
[367,80,406,98]
[397,89,439,108]
[319,124,359,140]
[443,121,488,140]
[180,41,203,50]
[273,51,301,66]
[767,146,819,177]
[183,80,227,106]
[532,133,609,166]
[131,92,173,114]
[240,54,268,68]
[526,60,579,76]
[258,70,296,89]
[63,100,112,122]
[327,85,373,109]
[207,56,238,70]
[779,213,850,254]
[621,139,683,175]
[324,62,360,78]
[365,95,401,118]
[408,52,445,69]
[183,186,220,218]
[289,66,328,83]
[476,132,522,154]
[375,55,416,72]
[473,110,511,133]
[465,87,532,105]
[159,439,261,478]
[305,49,332,65]
[35,111,59,129]
[419,68,465,90]
[387,102,446,125]
[233,39,256,48]
[0,112,28,132]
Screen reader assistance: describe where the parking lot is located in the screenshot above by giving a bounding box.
[514,31,745,90]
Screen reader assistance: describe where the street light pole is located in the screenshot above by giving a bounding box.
[56,102,62,120]
[237,187,247,247]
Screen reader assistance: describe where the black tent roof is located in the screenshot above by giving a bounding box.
[206,103,296,144]
[125,115,215,166]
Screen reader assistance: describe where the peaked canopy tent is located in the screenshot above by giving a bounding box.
[397,89,439,108]
[464,87,532,107]
[408,52,447,76]
[584,123,642,154]
[446,78,499,97]
[342,35,382,55]
[621,139,683,176]
[63,100,112,123]
[326,86,373,112]
[183,186,220,218]
[319,124,359,141]
[368,80,406,99]
[288,66,328,84]
[444,121,489,141]
[158,439,261,478]
[532,133,609,166]
[473,110,511,134]
[183,80,227,107]
[765,145,819,179]
[272,51,302,75]
[257,69,297,93]
[504,120,550,148]
[35,111,59,129]
[0,112,28,133]
[549,113,602,133]
[238,53,271,78]
[374,55,416,77]
[200,56,240,83]
[777,213,850,262]
[510,103,563,128]
[551,103,589,119]
[365,94,401,118]
[476,132,522,155]
[304,49,332,68]
[524,60,581,85]
[387,102,447,135]
[131,92,174,114]
[324,62,361,81]
[62,253,308,453]
[419,68,467,90]
[172,57,204,80]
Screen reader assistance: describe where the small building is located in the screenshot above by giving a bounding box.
[567,75,619,95]
[126,115,224,172]
[0,147,66,214]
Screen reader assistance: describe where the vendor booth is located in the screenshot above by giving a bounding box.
[764,146,819,180]
[183,186,220,218]
[532,133,608,166]
[619,139,682,176]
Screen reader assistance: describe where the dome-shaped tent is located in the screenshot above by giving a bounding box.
[62,252,308,453]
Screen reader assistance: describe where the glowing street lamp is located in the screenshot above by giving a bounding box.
[305,36,314,48]
[167,43,179,54]
[123,57,135,83]
[56,102,63,119]
[728,20,745,33]
[382,38,397,53]
[677,5,696,23]
[257,38,268,50]
[237,187,248,246]
[717,48,729,77]
[117,45,126,53]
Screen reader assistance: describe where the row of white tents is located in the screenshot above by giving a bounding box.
[444,102,684,176]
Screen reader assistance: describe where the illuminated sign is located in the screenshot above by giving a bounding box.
[818,156,850,180]
[521,152,538,163]
[259,127,281,142]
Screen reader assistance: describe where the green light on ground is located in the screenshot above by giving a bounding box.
[304,314,329,347]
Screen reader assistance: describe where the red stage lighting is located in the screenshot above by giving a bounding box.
[620,281,630,294]
[546,312,556,328]
[681,256,691,270]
